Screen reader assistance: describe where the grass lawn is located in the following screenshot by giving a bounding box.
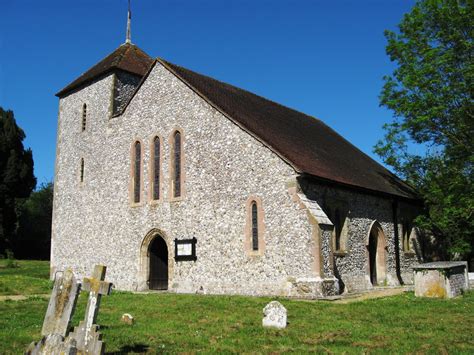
[0,259,52,295]
[1,261,473,354]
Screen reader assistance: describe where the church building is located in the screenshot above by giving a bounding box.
[51,14,423,298]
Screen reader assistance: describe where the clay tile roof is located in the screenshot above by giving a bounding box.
[56,43,153,97]
[160,59,419,200]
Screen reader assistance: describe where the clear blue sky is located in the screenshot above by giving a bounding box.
[1,0,415,186]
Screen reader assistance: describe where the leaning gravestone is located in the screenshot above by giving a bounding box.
[262,301,287,329]
[41,269,81,336]
[67,264,113,354]
[26,265,113,355]
[27,269,81,354]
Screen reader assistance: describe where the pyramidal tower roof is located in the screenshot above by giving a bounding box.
[56,43,153,97]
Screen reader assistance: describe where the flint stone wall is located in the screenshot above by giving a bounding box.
[113,71,142,115]
[52,60,421,297]
[449,270,468,296]
[300,179,421,292]
[52,62,337,297]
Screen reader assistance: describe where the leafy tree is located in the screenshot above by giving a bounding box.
[0,107,36,255]
[375,0,473,261]
[14,182,53,260]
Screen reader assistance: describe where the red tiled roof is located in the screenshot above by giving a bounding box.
[56,43,153,97]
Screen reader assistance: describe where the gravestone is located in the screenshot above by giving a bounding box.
[26,265,113,355]
[413,261,468,298]
[262,301,287,329]
[68,265,113,354]
[41,269,81,336]
[27,334,77,355]
[121,313,134,325]
[27,269,81,354]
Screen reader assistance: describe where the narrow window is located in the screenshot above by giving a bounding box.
[251,201,259,250]
[82,104,87,131]
[245,196,265,256]
[403,222,412,251]
[335,209,342,251]
[152,136,160,200]
[133,141,141,203]
[80,158,85,183]
[172,131,182,198]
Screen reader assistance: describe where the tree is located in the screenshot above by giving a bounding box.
[14,182,53,260]
[0,107,36,255]
[375,0,473,261]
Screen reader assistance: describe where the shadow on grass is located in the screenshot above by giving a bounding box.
[107,343,149,354]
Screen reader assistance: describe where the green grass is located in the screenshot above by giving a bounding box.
[0,259,52,295]
[1,261,473,354]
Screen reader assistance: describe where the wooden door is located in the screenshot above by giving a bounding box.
[149,236,168,290]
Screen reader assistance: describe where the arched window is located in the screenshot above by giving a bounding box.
[151,136,161,201]
[171,131,183,198]
[132,141,141,203]
[251,201,258,250]
[80,158,85,183]
[82,104,87,131]
[402,222,412,252]
[245,196,265,256]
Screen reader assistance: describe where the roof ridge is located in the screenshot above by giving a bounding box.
[113,44,130,67]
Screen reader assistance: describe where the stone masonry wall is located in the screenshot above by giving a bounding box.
[299,179,420,292]
[113,71,142,115]
[448,266,468,297]
[52,61,421,297]
[52,74,115,277]
[52,63,334,297]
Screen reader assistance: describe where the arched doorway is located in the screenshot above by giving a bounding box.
[367,221,387,286]
[148,235,168,290]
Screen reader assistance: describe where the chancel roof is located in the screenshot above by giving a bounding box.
[56,44,419,200]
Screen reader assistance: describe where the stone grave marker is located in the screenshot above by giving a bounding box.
[262,301,287,329]
[27,334,77,355]
[27,269,81,354]
[41,269,81,337]
[413,261,469,298]
[121,313,134,325]
[68,264,113,354]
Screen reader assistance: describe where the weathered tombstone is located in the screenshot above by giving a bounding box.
[413,261,469,298]
[26,334,78,355]
[121,313,134,325]
[26,269,81,355]
[262,301,287,329]
[67,265,113,354]
[42,269,81,336]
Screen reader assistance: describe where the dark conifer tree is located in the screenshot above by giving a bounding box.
[0,107,36,255]
[15,182,53,259]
